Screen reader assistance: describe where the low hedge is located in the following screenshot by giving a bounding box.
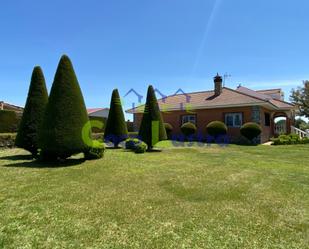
[271,134,309,145]
[240,122,262,141]
[181,122,196,136]
[0,110,20,133]
[206,121,227,137]
[0,133,16,149]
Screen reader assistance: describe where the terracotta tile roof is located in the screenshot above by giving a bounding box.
[126,86,295,114]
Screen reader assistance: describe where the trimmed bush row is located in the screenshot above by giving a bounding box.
[271,134,309,145]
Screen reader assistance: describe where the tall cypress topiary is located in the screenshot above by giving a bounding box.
[138,85,167,150]
[39,55,90,160]
[15,66,48,156]
[104,89,128,147]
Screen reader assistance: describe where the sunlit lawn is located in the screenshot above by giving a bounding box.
[0,142,308,248]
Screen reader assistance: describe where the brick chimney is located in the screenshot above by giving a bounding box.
[214,73,223,96]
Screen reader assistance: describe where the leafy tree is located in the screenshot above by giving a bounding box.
[138,85,167,150]
[39,55,90,160]
[295,118,309,131]
[290,81,309,118]
[15,66,48,156]
[104,89,128,147]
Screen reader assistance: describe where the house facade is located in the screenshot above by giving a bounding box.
[0,101,23,116]
[127,75,296,143]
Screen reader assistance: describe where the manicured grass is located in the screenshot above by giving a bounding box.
[0,143,309,248]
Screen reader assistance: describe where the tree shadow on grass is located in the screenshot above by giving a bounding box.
[0,154,34,161]
[3,158,86,168]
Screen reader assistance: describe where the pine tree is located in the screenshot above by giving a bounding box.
[138,85,167,150]
[15,66,48,156]
[39,55,90,160]
[104,89,128,147]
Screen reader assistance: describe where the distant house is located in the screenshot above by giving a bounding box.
[87,108,109,119]
[126,74,296,143]
[0,101,23,116]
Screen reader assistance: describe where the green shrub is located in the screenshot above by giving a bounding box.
[164,123,173,137]
[104,89,128,147]
[15,66,48,156]
[0,133,16,149]
[206,121,227,137]
[271,134,307,145]
[134,141,147,154]
[240,122,262,141]
[181,122,197,136]
[139,85,167,150]
[0,110,19,133]
[125,138,141,150]
[84,140,105,160]
[39,55,90,161]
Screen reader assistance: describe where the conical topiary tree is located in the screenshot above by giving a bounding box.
[15,66,48,156]
[104,89,128,147]
[138,85,167,150]
[39,55,90,160]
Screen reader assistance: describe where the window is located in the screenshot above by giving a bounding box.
[225,113,242,127]
[264,113,270,126]
[182,115,196,125]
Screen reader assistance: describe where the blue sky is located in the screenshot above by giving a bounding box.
[0,0,308,119]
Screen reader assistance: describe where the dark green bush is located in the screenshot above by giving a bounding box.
[271,134,307,145]
[39,55,90,160]
[84,140,105,160]
[104,89,128,147]
[206,121,227,137]
[240,122,262,141]
[181,122,196,136]
[164,123,173,137]
[134,141,147,154]
[139,85,167,150]
[15,66,48,156]
[125,138,141,150]
[0,110,19,133]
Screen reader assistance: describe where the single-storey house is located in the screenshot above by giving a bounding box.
[87,108,109,119]
[0,101,23,116]
[126,74,296,143]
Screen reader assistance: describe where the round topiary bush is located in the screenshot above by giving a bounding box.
[240,122,262,141]
[84,140,105,160]
[164,123,173,137]
[181,122,197,136]
[134,141,147,153]
[206,121,227,137]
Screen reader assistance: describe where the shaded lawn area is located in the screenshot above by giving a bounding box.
[0,142,308,248]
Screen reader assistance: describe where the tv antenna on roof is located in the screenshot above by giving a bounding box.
[223,73,231,87]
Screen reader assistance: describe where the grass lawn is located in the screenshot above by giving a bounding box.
[0,142,309,248]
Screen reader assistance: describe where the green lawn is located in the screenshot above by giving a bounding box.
[0,143,309,248]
